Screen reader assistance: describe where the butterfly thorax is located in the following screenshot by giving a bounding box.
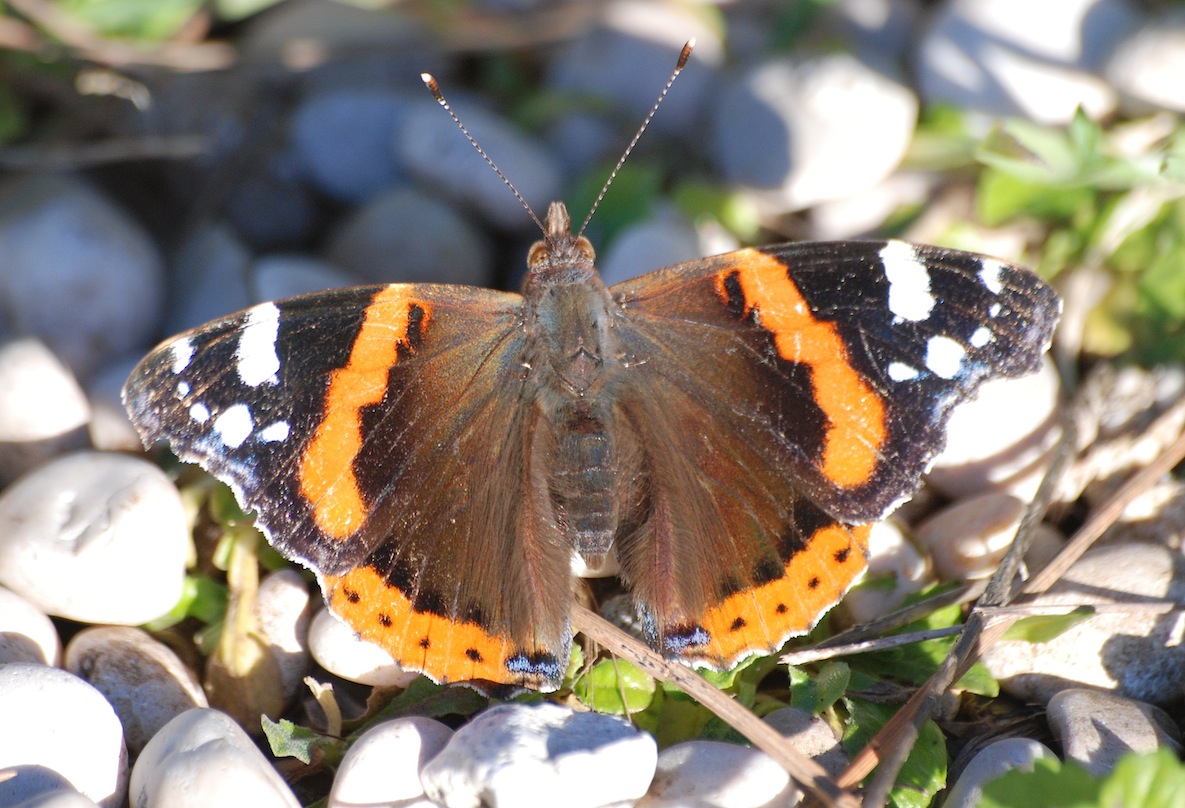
[521,201,633,566]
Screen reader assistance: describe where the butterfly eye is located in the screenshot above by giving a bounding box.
[527,240,549,269]
[574,236,596,262]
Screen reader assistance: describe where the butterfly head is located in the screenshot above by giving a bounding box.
[527,201,596,278]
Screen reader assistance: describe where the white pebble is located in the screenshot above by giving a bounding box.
[421,702,656,808]
[308,606,419,688]
[64,626,207,756]
[942,737,1056,808]
[639,740,799,807]
[130,709,299,808]
[0,664,127,807]
[981,542,1185,704]
[0,452,189,624]
[256,569,312,702]
[763,707,849,778]
[329,716,454,807]
[836,519,931,625]
[1048,689,1183,776]
[914,492,1026,581]
[0,339,89,442]
[0,585,61,665]
[929,357,1062,502]
[0,174,164,378]
[4,786,103,807]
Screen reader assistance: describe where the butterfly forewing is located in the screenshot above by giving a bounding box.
[124,283,575,690]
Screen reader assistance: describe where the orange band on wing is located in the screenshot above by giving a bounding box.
[323,566,551,688]
[299,288,428,538]
[719,250,887,487]
[697,523,870,665]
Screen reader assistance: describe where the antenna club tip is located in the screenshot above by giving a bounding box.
[678,39,695,68]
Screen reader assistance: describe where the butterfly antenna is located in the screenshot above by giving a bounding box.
[576,38,695,239]
[421,72,547,234]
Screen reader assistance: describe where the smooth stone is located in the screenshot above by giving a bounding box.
[396,101,561,231]
[545,1,722,137]
[64,626,208,757]
[421,702,656,808]
[223,155,321,251]
[0,174,164,378]
[928,356,1062,502]
[638,740,799,808]
[763,707,848,778]
[328,716,454,807]
[291,89,411,202]
[1105,9,1185,113]
[4,775,103,808]
[130,708,300,808]
[0,452,189,624]
[249,254,355,303]
[0,338,92,483]
[914,493,1025,581]
[915,0,1137,124]
[323,187,492,287]
[1047,689,1183,777]
[981,542,1185,705]
[0,585,61,666]
[816,0,920,69]
[0,339,90,442]
[85,355,144,453]
[599,207,738,286]
[942,738,1056,808]
[709,52,917,212]
[308,606,419,688]
[0,664,127,807]
[836,518,931,626]
[168,222,253,332]
[255,569,313,703]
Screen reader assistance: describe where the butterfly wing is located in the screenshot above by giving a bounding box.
[609,240,1060,667]
[124,284,573,690]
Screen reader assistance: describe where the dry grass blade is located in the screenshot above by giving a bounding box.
[570,603,860,808]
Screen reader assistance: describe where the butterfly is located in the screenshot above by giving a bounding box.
[123,44,1061,692]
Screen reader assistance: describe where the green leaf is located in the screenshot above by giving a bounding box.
[843,699,947,808]
[1098,749,1185,808]
[1002,608,1095,644]
[261,716,342,765]
[979,756,1101,808]
[365,676,489,727]
[954,662,999,698]
[572,659,656,715]
[671,180,761,240]
[789,661,850,715]
[58,0,205,40]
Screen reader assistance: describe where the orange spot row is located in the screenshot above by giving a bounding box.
[299,288,428,538]
[695,523,870,666]
[719,251,887,487]
[323,566,540,687]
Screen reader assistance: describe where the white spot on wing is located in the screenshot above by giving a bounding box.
[970,326,993,348]
[189,402,210,423]
[177,381,191,398]
[236,302,281,387]
[979,259,1005,295]
[925,335,966,379]
[989,302,1002,318]
[171,338,195,374]
[888,361,920,382]
[881,241,935,322]
[213,403,254,449]
[259,421,290,443]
